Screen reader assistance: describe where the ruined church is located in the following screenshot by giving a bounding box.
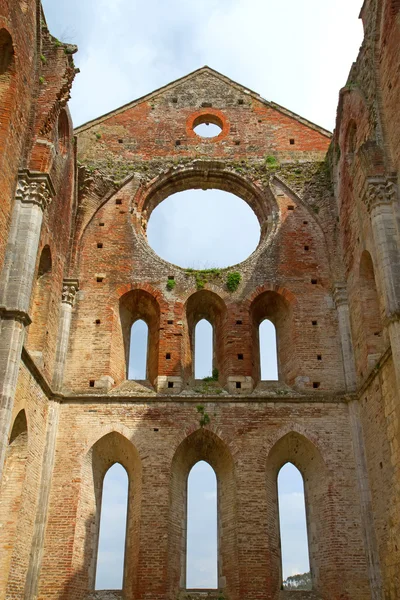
[0,0,399,599]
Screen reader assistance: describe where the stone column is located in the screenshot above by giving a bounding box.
[333,282,357,392]
[364,176,400,388]
[52,279,79,391]
[0,170,54,480]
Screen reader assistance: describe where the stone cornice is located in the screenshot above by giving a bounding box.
[16,170,55,212]
[0,307,32,326]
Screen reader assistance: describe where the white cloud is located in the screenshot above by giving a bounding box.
[42,0,363,129]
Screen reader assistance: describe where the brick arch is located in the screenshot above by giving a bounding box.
[26,245,53,363]
[245,283,297,307]
[265,431,334,596]
[184,289,228,383]
[57,108,71,156]
[346,119,358,155]
[167,428,239,599]
[116,281,168,308]
[336,86,372,151]
[136,160,278,231]
[358,249,385,370]
[0,27,16,173]
[75,431,142,598]
[249,287,298,386]
[81,423,140,458]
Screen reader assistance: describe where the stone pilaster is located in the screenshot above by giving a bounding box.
[348,400,383,600]
[333,282,357,391]
[0,171,54,481]
[24,400,60,600]
[52,279,79,391]
[364,175,400,389]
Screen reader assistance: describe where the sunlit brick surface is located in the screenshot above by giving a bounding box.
[0,0,400,599]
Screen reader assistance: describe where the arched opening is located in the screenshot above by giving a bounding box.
[0,30,15,161]
[95,463,129,590]
[147,189,260,269]
[186,291,227,383]
[128,319,149,380]
[168,429,238,599]
[0,29,14,76]
[26,246,53,362]
[186,461,218,589]
[251,291,296,386]
[346,120,357,156]
[259,319,278,380]
[119,289,160,385]
[76,432,141,594]
[194,319,213,379]
[57,109,69,155]
[0,411,28,591]
[265,432,342,596]
[278,463,311,590]
[359,250,384,368]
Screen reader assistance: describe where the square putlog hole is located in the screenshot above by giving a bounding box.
[168,381,174,389]
[236,382,242,389]
[238,354,244,360]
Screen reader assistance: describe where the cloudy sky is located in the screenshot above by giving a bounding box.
[42,0,364,590]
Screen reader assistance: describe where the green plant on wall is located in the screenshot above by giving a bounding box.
[227,272,241,292]
[196,404,211,428]
[185,268,221,290]
[166,279,176,291]
[265,154,279,168]
[203,368,219,382]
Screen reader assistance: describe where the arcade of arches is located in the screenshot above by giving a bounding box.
[0,1,400,599]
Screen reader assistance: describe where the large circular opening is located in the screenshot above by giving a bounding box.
[147,189,260,269]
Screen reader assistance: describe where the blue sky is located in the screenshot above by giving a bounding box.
[41,0,364,589]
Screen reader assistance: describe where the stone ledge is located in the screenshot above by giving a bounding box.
[280,591,321,599]
[86,592,123,600]
[178,590,224,600]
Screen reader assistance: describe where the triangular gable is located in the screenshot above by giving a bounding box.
[74,66,331,138]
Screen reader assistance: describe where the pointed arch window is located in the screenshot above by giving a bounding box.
[186,461,218,589]
[277,463,311,590]
[259,319,278,380]
[128,319,149,380]
[194,319,213,379]
[27,246,52,359]
[0,411,28,587]
[95,463,129,590]
[0,29,14,76]
[359,250,384,368]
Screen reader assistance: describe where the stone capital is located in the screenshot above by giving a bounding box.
[16,170,55,212]
[61,279,79,306]
[333,282,349,307]
[364,175,398,213]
